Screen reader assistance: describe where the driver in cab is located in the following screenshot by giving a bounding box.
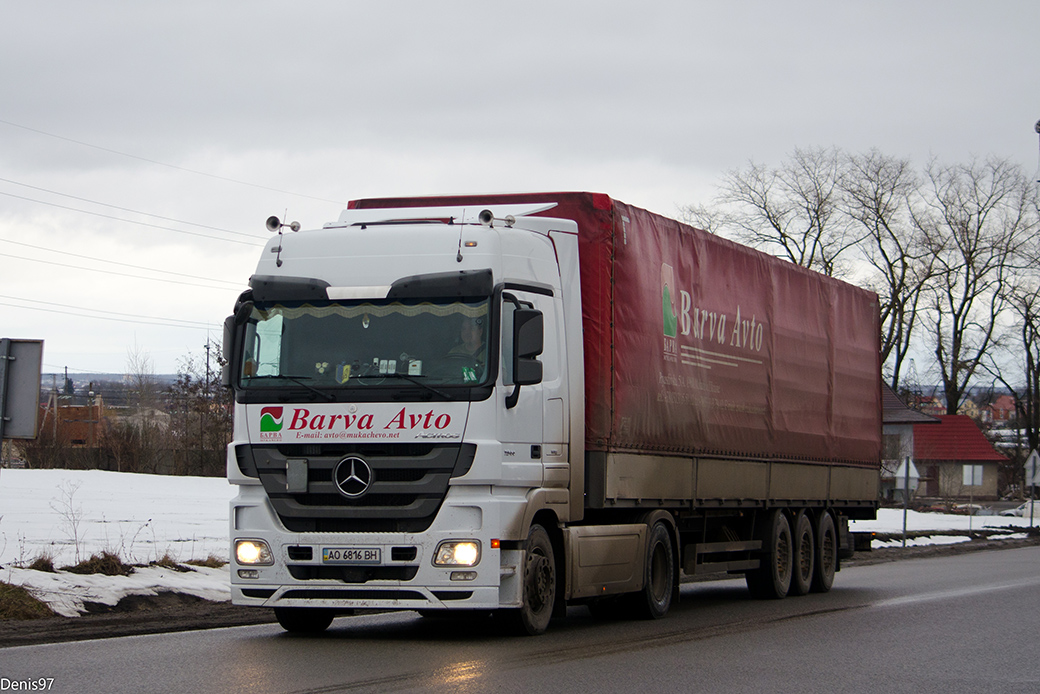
[446,315,487,382]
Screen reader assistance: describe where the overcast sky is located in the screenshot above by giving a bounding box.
[2,1,1038,377]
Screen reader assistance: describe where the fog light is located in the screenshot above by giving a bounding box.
[450,571,477,581]
[434,540,481,567]
[236,539,274,566]
[238,569,260,579]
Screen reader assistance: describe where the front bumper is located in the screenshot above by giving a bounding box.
[230,484,524,611]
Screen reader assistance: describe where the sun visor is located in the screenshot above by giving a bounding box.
[387,269,494,299]
[249,275,331,302]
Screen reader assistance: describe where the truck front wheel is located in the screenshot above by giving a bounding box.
[507,524,557,635]
[274,607,335,634]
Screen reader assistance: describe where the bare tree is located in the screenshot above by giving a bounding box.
[683,147,862,277]
[986,280,1040,458]
[169,339,232,476]
[120,343,168,473]
[677,201,726,235]
[914,157,1037,415]
[839,150,933,389]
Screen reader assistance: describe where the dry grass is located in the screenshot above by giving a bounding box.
[148,553,191,572]
[0,582,55,620]
[62,551,134,577]
[184,555,226,569]
[26,554,56,573]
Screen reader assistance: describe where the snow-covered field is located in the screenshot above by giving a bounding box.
[0,469,1036,617]
[1,469,234,616]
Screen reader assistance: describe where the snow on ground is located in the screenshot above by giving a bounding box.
[3,564,232,618]
[1,468,235,616]
[852,507,1038,536]
[0,468,234,567]
[0,469,1036,617]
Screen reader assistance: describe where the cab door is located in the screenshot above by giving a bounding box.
[497,289,567,489]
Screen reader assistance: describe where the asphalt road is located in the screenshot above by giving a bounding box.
[3,546,1038,694]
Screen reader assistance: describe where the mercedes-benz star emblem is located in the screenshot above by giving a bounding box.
[334,457,373,498]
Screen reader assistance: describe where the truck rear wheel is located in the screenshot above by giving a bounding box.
[507,524,557,636]
[810,511,837,593]
[746,509,793,599]
[790,510,815,596]
[274,607,335,634]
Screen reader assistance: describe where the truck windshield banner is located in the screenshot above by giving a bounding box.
[248,402,468,443]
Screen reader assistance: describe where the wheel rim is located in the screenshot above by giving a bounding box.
[797,530,813,580]
[527,548,554,612]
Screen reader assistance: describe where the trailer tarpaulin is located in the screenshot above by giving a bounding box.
[350,192,881,467]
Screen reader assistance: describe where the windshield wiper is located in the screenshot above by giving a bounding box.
[246,374,334,401]
[381,373,452,400]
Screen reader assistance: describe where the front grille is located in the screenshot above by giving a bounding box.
[281,589,427,601]
[247,442,476,533]
[287,565,419,582]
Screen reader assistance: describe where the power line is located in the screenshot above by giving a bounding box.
[0,176,253,236]
[0,190,266,246]
[0,252,240,290]
[0,294,218,329]
[0,237,244,287]
[0,117,344,205]
[40,363,133,375]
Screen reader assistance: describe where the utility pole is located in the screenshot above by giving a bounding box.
[1035,119,1040,183]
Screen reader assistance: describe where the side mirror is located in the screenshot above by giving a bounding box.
[224,300,253,388]
[234,300,254,325]
[221,315,237,388]
[506,308,542,409]
[512,308,543,386]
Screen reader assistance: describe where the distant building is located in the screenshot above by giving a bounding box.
[913,415,1006,501]
[982,394,1016,427]
[919,397,947,417]
[881,385,937,502]
[956,399,981,420]
[38,393,107,448]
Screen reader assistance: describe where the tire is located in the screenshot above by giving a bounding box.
[790,510,815,596]
[274,607,335,634]
[745,510,793,599]
[506,524,557,635]
[629,521,676,620]
[810,511,837,593]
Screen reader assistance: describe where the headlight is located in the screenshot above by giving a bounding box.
[235,539,274,566]
[434,540,481,567]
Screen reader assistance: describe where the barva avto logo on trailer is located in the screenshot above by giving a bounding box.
[661,263,678,338]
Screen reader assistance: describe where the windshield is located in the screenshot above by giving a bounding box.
[239,298,491,389]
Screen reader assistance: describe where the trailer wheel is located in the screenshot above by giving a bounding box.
[507,524,556,635]
[746,510,793,599]
[274,607,334,634]
[810,511,837,593]
[790,510,815,596]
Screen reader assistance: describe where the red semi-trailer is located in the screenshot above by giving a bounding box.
[227,192,881,634]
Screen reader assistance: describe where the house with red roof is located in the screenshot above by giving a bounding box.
[983,394,1016,427]
[881,384,937,501]
[913,415,1006,500]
